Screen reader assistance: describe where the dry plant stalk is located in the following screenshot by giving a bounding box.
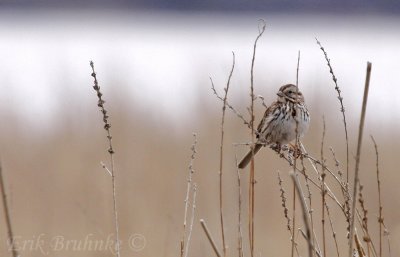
[200,219,222,257]
[181,134,198,257]
[211,25,392,257]
[330,147,351,236]
[316,38,350,182]
[325,202,340,257]
[292,51,322,257]
[371,136,383,257]
[211,85,251,129]
[90,61,121,257]
[277,171,301,256]
[291,50,301,257]
[320,117,327,257]
[358,184,376,257]
[301,159,320,256]
[355,209,378,257]
[354,233,366,257]
[278,171,292,232]
[349,62,372,257]
[290,172,313,257]
[248,19,266,257]
[281,146,344,212]
[217,52,235,257]
[329,147,352,236]
[184,184,198,257]
[235,155,244,257]
[382,222,392,257]
[0,164,19,257]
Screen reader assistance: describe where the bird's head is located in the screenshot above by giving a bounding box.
[277,84,304,103]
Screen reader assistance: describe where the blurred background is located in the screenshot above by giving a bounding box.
[0,1,400,257]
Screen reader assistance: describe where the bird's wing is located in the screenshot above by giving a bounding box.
[256,101,279,139]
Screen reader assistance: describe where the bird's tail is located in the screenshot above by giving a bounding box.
[238,144,263,169]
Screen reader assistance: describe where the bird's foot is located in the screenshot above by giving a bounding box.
[270,143,283,156]
[288,143,302,159]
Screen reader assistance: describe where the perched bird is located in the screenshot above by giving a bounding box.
[238,84,310,169]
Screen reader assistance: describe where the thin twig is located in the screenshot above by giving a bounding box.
[290,172,313,257]
[293,166,321,257]
[349,62,372,257]
[354,233,366,257]
[100,161,112,176]
[329,147,352,237]
[371,136,383,257]
[249,19,266,257]
[90,61,121,257]
[181,134,198,257]
[211,83,252,129]
[303,149,345,190]
[216,52,235,257]
[300,158,320,256]
[278,171,292,232]
[291,50,301,257]
[274,147,344,212]
[355,208,378,257]
[184,184,198,257]
[277,171,300,257]
[325,202,340,257]
[316,38,350,183]
[296,50,300,87]
[320,116,327,257]
[235,155,244,257]
[291,178,297,257]
[0,163,19,257]
[299,144,345,213]
[382,222,392,257]
[255,95,269,109]
[358,184,377,257]
[200,219,222,257]
[299,229,322,257]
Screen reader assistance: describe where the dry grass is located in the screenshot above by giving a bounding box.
[181,133,198,257]
[0,164,19,257]
[204,26,390,257]
[0,22,398,257]
[89,61,121,257]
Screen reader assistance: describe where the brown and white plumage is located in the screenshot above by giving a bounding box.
[238,84,310,169]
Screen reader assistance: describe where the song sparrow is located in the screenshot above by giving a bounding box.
[238,84,310,169]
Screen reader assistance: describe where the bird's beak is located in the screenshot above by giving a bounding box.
[277,91,284,97]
